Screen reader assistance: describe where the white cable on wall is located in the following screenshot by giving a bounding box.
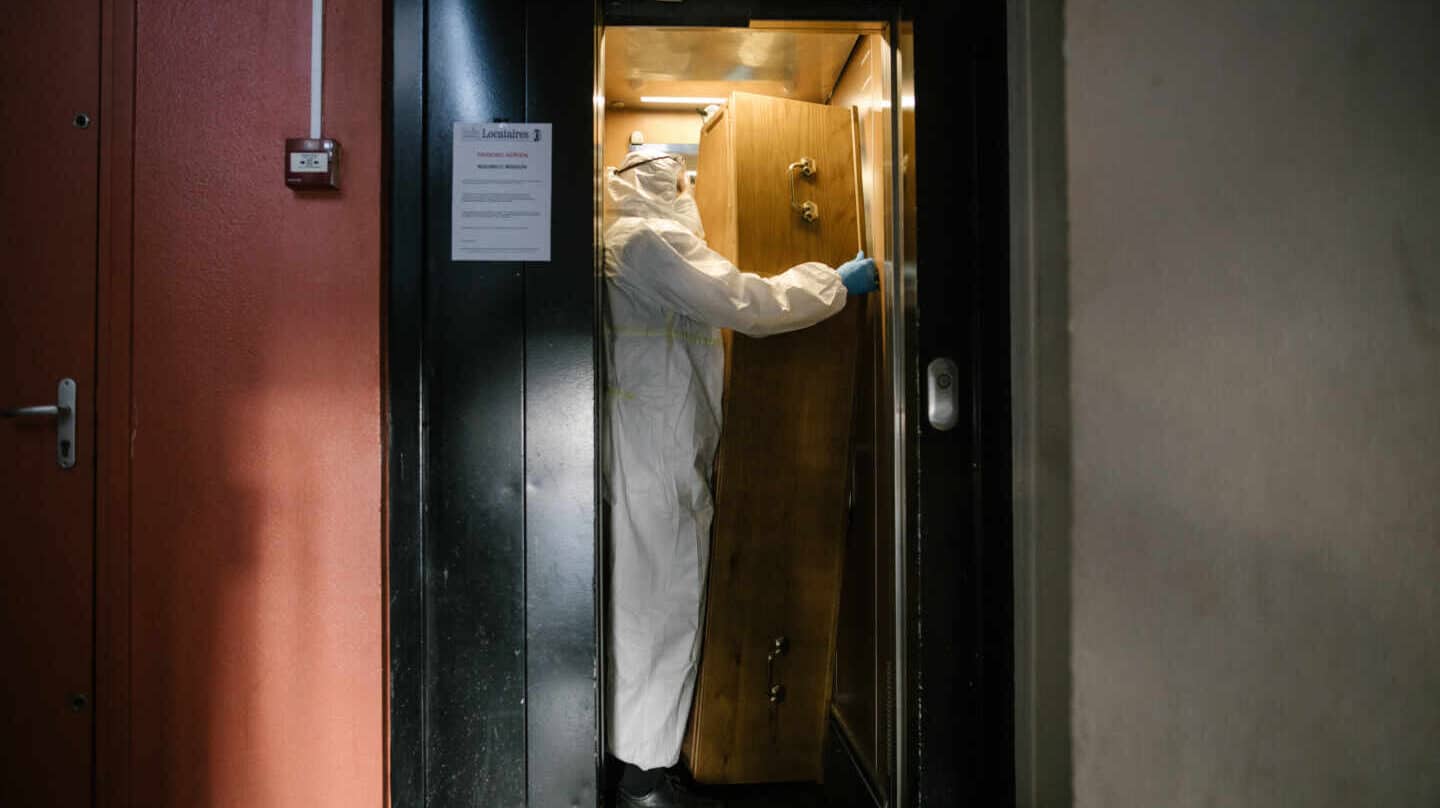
[310,0,323,138]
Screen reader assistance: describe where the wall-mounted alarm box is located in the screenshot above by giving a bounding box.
[285,138,340,191]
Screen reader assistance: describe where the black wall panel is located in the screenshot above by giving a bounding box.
[391,1,600,806]
[523,1,601,805]
[423,0,531,804]
[908,0,1015,805]
[387,0,427,803]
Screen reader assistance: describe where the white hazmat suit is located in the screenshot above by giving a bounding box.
[604,150,850,769]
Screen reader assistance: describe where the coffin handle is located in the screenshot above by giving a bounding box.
[787,158,819,223]
[766,635,789,706]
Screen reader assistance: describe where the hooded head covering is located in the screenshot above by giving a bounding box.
[606,149,705,238]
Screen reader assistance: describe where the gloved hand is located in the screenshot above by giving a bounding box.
[837,251,879,296]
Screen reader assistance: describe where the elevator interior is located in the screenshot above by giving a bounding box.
[599,22,909,802]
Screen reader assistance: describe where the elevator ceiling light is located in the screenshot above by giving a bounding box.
[639,96,727,105]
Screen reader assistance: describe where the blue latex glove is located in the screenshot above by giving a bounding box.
[837,250,879,296]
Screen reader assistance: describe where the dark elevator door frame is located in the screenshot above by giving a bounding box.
[386,1,1013,805]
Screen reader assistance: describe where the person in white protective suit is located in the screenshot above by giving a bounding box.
[604,149,878,808]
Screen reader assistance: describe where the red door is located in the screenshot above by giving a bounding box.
[0,1,101,805]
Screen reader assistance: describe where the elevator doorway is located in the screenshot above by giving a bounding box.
[597,22,906,806]
[386,2,1013,805]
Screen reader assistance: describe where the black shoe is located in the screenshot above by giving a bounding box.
[617,770,724,808]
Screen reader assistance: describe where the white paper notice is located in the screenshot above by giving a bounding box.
[452,122,552,262]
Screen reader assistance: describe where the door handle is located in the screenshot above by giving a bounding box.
[2,405,68,418]
[2,378,77,469]
[926,358,959,431]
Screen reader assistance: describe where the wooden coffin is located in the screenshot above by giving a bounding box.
[685,92,863,784]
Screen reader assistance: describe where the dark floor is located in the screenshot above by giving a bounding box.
[603,769,827,808]
[695,782,827,807]
[602,752,840,807]
[605,782,826,808]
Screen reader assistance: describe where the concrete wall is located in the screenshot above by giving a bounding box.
[1055,0,1440,804]
[1010,0,1073,802]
